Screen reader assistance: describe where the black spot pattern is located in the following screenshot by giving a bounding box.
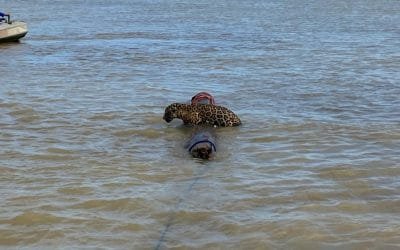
[163,103,241,127]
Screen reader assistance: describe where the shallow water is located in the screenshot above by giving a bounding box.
[1,0,400,249]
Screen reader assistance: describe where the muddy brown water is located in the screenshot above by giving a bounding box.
[1,0,400,249]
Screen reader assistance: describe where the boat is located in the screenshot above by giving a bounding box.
[0,15,28,43]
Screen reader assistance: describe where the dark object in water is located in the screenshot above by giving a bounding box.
[187,92,217,159]
[187,130,216,159]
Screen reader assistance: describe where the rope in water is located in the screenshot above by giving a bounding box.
[154,167,208,250]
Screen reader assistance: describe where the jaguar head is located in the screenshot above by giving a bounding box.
[163,103,181,123]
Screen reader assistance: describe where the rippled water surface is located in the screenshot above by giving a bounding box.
[1,0,400,249]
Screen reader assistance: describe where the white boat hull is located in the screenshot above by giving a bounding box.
[0,21,28,42]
